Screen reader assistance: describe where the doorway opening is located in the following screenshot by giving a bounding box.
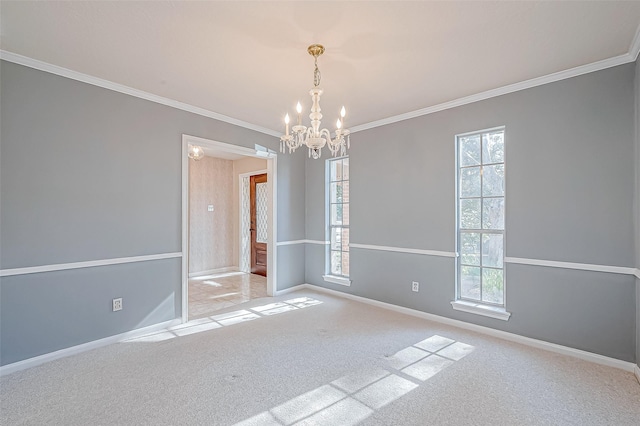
[249,173,268,276]
[181,135,277,322]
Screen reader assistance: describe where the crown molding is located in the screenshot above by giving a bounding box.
[629,22,640,61]
[3,20,640,138]
[350,52,634,134]
[0,50,281,138]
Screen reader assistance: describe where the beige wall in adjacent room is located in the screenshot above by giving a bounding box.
[232,157,267,267]
[189,156,235,274]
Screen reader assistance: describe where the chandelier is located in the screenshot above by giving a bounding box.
[188,144,204,160]
[280,44,350,159]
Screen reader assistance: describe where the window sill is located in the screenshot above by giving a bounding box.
[323,275,351,287]
[450,300,511,321]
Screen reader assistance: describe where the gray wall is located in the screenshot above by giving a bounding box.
[0,61,305,365]
[275,147,307,290]
[2,57,638,367]
[306,63,637,362]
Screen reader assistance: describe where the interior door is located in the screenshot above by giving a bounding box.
[250,173,268,277]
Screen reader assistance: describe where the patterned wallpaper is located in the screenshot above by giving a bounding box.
[189,156,234,274]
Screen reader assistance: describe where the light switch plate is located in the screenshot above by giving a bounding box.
[208,205,214,212]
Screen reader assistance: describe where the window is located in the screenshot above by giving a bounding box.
[325,157,350,283]
[457,128,505,306]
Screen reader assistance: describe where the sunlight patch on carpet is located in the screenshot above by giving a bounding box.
[437,341,475,361]
[331,368,389,394]
[271,385,346,424]
[125,298,323,343]
[218,312,260,326]
[402,354,454,381]
[172,321,222,337]
[385,346,429,369]
[414,335,455,352]
[233,335,475,425]
[295,398,373,426]
[353,374,418,409]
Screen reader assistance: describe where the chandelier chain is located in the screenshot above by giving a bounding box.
[313,56,321,87]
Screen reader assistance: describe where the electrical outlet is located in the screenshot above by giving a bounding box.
[112,298,123,312]
[412,281,419,292]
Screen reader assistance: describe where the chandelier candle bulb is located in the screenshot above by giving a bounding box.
[296,102,302,125]
[285,113,290,135]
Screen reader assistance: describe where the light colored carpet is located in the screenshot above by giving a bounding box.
[1,290,639,425]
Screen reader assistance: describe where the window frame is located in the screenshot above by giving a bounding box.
[324,156,351,286]
[455,126,507,309]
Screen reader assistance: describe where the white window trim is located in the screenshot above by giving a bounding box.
[323,275,352,287]
[451,126,504,310]
[454,126,507,312]
[326,156,350,280]
[450,300,511,321]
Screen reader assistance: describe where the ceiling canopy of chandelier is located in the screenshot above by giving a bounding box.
[280,44,350,160]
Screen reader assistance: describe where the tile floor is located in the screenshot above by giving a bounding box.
[188,271,268,320]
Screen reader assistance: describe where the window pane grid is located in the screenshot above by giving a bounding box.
[462,197,503,204]
[459,161,503,169]
[328,157,349,278]
[457,129,505,307]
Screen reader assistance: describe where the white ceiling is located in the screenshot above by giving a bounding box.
[2,1,640,135]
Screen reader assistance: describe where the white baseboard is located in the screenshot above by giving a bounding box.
[0,319,181,377]
[302,284,637,374]
[274,284,307,296]
[188,266,239,278]
[4,283,637,381]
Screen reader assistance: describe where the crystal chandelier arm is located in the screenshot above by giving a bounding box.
[325,128,349,157]
[320,128,332,142]
[320,128,340,157]
[305,126,315,142]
